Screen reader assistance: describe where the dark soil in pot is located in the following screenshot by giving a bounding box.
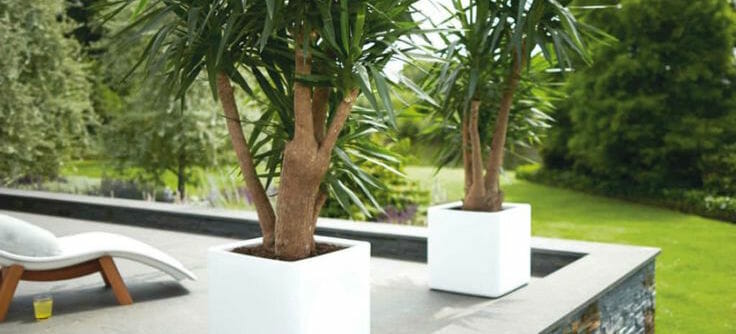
[232,243,344,261]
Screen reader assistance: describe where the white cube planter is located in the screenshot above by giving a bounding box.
[428,201,531,298]
[208,236,370,334]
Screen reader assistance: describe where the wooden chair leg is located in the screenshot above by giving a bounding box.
[100,269,111,288]
[98,257,133,305]
[0,265,24,322]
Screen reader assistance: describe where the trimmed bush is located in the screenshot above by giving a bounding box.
[517,164,736,223]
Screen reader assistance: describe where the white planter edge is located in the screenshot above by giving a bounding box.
[428,201,531,297]
[208,235,370,334]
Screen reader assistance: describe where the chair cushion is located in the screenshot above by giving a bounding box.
[0,214,62,257]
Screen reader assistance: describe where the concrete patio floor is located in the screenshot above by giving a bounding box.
[0,210,515,334]
[0,208,658,334]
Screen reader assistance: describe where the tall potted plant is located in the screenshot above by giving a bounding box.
[421,0,596,297]
[100,0,418,332]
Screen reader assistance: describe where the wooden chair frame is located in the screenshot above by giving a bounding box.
[0,256,132,321]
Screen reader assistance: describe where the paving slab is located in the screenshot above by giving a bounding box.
[0,208,658,334]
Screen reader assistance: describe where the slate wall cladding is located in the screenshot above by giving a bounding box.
[0,191,427,260]
[0,191,589,265]
[546,261,656,334]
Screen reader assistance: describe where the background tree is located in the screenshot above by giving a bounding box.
[102,0,420,260]
[540,0,736,195]
[421,0,598,211]
[67,1,227,200]
[103,80,228,200]
[0,0,95,185]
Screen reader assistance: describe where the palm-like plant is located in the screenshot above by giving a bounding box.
[423,0,600,211]
[99,0,419,260]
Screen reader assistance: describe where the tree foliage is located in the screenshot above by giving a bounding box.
[99,0,421,259]
[418,0,599,210]
[97,0,419,195]
[80,5,229,200]
[102,80,228,199]
[542,0,736,194]
[321,160,430,225]
[0,0,95,185]
[423,57,558,169]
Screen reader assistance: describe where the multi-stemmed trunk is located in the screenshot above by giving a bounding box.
[274,82,357,260]
[462,51,526,212]
[214,29,357,260]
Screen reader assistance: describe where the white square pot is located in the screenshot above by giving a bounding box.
[208,236,370,334]
[428,201,531,297]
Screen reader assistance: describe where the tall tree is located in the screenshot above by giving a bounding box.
[0,0,95,185]
[422,0,598,211]
[103,80,228,200]
[542,0,736,194]
[100,0,419,260]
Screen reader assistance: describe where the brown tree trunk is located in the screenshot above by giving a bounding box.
[312,87,330,143]
[306,88,331,249]
[318,90,358,156]
[275,88,358,260]
[274,29,324,260]
[462,107,473,196]
[312,190,328,226]
[274,148,322,260]
[310,189,328,248]
[482,51,526,212]
[463,100,490,211]
[177,152,186,201]
[216,72,276,250]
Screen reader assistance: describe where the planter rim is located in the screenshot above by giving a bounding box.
[429,201,530,213]
[208,235,369,266]
[208,235,370,334]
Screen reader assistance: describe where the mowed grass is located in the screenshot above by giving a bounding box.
[406,166,736,334]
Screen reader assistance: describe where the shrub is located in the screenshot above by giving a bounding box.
[517,165,736,223]
[515,164,542,180]
[701,143,736,196]
[12,176,99,195]
[321,163,430,225]
[94,178,147,200]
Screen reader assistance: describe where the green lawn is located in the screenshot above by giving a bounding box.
[61,160,107,178]
[406,166,736,334]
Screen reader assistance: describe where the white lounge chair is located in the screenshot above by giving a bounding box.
[0,231,196,321]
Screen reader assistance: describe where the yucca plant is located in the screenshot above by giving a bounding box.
[99,0,419,260]
[423,0,602,211]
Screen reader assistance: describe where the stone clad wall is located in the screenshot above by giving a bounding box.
[547,261,656,334]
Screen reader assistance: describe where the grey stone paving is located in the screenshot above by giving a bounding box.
[0,210,659,334]
[0,210,492,334]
